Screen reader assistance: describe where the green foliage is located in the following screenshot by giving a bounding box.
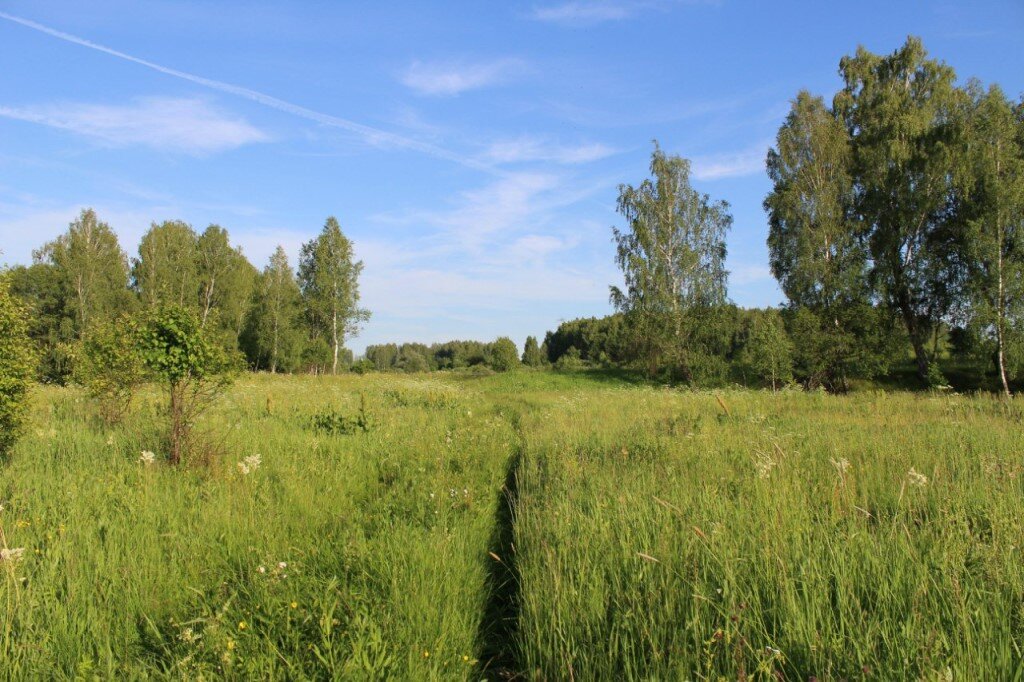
[958,84,1024,395]
[737,309,794,390]
[311,394,372,434]
[133,220,200,310]
[242,246,306,373]
[521,336,545,367]
[36,208,132,335]
[611,142,731,380]
[486,337,520,372]
[553,346,584,371]
[135,305,239,464]
[834,37,968,380]
[544,314,629,366]
[5,262,75,383]
[73,315,144,425]
[0,275,35,458]
[298,217,370,374]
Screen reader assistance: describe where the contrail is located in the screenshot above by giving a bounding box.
[0,11,495,173]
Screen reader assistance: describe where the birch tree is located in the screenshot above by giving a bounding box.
[298,217,370,374]
[36,208,131,335]
[134,220,199,310]
[960,85,1024,395]
[610,142,730,379]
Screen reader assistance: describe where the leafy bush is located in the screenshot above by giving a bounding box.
[73,315,144,424]
[0,275,35,458]
[311,393,372,434]
[135,305,240,464]
[486,337,520,372]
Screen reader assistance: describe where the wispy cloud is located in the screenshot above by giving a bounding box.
[484,135,618,165]
[0,97,267,154]
[400,59,524,96]
[531,0,709,26]
[0,11,492,171]
[532,1,636,24]
[691,142,768,181]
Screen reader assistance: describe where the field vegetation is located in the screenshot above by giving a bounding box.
[1,371,1022,678]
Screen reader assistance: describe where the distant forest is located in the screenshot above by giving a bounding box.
[4,37,1023,394]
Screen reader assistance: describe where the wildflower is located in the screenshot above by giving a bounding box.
[766,646,782,656]
[238,454,262,475]
[290,601,298,609]
[0,548,26,563]
[226,639,236,650]
[423,650,430,658]
[907,468,929,487]
[238,621,247,630]
[754,451,776,479]
[258,565,266,574]
[278,561,287,570]
[179,627,201,644]
[139,450,156,465]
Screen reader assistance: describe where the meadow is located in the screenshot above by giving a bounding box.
[1,371,1022,679]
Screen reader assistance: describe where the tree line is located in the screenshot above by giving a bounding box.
[3,36,1021,398]
[530,37,1021,394]
[6,212,368,381]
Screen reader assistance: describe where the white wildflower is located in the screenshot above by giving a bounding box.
[277,561,287,570]
[238,454,262,475]
[179,627,201,644]
[139,450,157,466]
[907,468,929,487]
[754,452,776,480]
[0,547,26,563]
[830,457,851,476]
[258,565,266,574]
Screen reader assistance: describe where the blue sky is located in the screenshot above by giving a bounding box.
[1,1,1021,354]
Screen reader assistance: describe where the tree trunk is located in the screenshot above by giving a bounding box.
[169,382,183,465]
[201,277,215,327]
[996,209,1011,397]
[331,308,339,375]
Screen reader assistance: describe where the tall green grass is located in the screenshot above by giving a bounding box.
[512,387,1024,679]
[1,372,1021,678]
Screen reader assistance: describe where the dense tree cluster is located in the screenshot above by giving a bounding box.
[766,37,1024,392]
[364,338,523,373]
[7,212,368,382]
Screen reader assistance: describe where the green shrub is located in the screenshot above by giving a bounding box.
[135,305,240,464]
[311,393,372,434]
[487,337,520,372]
[0,275,35,458]
[73,315,144,425]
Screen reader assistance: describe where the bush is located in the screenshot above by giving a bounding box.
[554,346,584,371]
[73,316,144,425]
[311,394,372,435]
[135,306,240,464]
[0,276,35,458]
[487,337,520,372]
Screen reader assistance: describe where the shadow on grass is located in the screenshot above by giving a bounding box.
[476,450,523,679]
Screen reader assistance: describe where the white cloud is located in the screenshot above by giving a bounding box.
[400,59,524,96]
[484,135,617,165]
[0,12,489,170]
[691,143,768,181]
[0,97,268,154]
[531,1,635,23]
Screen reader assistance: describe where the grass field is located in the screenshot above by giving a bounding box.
[1,371,1022,679]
